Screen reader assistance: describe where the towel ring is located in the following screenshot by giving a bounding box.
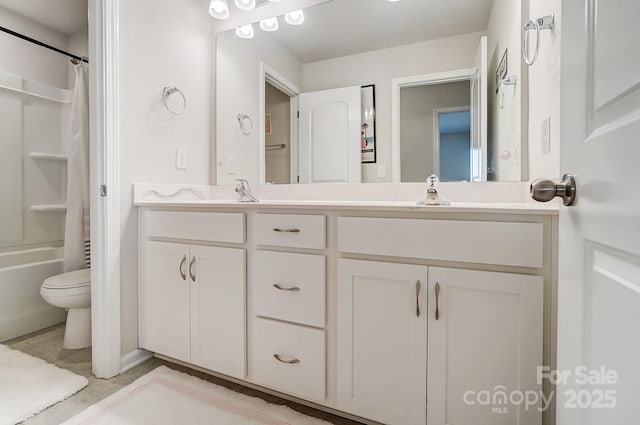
[237,114,253,135]
[162,86,187,115]
[523,14,555,66]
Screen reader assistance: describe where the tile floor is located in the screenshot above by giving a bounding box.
[6,325,363,425]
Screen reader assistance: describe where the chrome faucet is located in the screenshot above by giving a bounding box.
[417,174,450,206]
[235,179,259,202]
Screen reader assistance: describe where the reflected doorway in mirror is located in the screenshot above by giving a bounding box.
[361,84,376,164]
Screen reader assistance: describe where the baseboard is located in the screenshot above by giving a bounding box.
[120,348,152,374]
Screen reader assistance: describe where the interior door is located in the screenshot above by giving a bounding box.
[298,86,361,184]
[470,36,488,182]
[557,1,640,424]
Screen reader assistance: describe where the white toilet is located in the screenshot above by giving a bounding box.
[40,268,91,349]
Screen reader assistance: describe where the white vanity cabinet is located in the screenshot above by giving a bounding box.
[337,216,547,425]
[136,201,555,425]
[337,259,428,425]
[139,211,246,379]
[426,267,543,425]
[250,213,327,402]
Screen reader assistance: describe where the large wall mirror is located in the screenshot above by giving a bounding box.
[214,0,526,184]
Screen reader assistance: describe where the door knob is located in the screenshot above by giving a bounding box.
[530,174,577,206]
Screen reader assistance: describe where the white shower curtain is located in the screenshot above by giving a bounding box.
[63,64,90,272]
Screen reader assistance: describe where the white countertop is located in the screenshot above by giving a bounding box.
[133,183,559,216]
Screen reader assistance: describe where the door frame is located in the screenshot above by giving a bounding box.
[259,63,300,184]
[89,0,122,378]
[432,105,471,177]
[391,68,477,183]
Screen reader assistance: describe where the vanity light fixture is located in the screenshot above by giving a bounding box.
[260,17,279,32]
[209,0,230,19]
[234,0,256,11]
[236,23,255,39]
[284,9,304,25]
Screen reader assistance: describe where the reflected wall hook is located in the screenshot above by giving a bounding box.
[162,86,187,115]
[523,14,555,65]
[237,114,253,135]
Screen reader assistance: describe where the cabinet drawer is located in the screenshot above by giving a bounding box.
[253,251,325,328]
[254,214,325,249]
[252,318,325,402]
[338,217,543,268]
[145,211,244,243]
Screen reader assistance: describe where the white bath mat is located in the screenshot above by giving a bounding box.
[0,344,88,425]
[62,365,332,425]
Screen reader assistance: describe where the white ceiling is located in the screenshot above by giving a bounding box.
[268,0,495,63]
[0,0,87,35]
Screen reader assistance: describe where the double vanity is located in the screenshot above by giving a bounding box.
[135,183,558,425]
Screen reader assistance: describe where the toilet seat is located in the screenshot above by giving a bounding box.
[42,269,91,296]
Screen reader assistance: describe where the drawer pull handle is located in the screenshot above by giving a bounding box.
[416,280,421,317]
[273,354,301,364]
[179,255,187,281]
[273,283,301,292]
[435,282,440,320]
[273,228,301,233]
[189,257,196,282]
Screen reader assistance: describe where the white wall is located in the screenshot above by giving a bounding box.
[302,32,484,182]
[0,6,71,250]
[117,0,212,355]
[528,1,561,180]
[216,29,302,185]
[486,0,522,181]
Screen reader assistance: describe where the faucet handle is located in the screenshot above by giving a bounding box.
[417,174,450,206]
[235,179,250,190]
[426,174,440,192]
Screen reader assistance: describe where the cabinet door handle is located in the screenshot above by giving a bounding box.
[273,354,301,364]
[189,257,196,282]
[416,280,421,317]
[273,283,301,292]
[179,255,187,281]
[435,282,440,320]
[272,228,301,233]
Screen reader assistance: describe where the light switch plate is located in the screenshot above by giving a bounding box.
[227,157,236,175]
[176,148,187,169]
[377,165,386,179]
[541,117,551,153]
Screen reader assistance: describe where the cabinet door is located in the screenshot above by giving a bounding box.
[427,267,543,425]
[190,245,246,379]
[337,259,428,425]
[139,241,191,362]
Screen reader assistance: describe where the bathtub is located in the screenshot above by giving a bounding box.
[0,247,67,342]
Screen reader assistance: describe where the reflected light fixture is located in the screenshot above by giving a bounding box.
[235,23,255,39]
[209,0,230,19]
[284,9,304,25]
[260,17,279,32]
[234,0,256,11]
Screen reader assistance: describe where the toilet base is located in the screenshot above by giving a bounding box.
[63,307,91,349]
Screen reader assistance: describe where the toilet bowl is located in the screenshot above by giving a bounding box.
[41,268,91,349]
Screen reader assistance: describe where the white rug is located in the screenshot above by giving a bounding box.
[62,366,332,425]
[0,344,88,425]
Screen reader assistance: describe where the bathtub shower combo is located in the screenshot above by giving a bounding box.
[0,24,91,347]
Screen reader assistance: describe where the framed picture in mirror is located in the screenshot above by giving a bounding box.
[361,84,376,163]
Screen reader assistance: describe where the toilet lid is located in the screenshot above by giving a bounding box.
[43,268,91,289]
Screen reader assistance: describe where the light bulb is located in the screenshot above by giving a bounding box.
[234,0,256,11]
[285,10,304,25]
[209,0,229,19]
[235,24,255,39]
[260,17,279,32]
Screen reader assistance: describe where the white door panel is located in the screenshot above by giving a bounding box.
[558,1,640,424]
[299,86,361,184]
[470,36,488,182]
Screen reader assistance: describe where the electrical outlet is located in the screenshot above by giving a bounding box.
[227,157,236,175]
[176,148,187,170]
[377,165,386,179]
[541,117,551,153]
